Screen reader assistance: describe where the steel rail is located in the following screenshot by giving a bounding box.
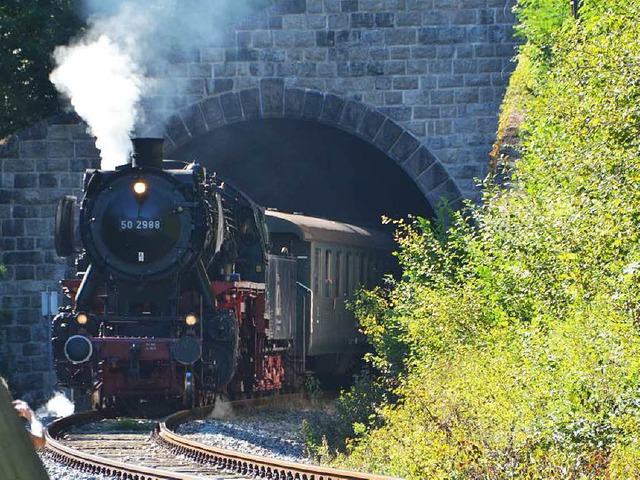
[45,397,397,480]
[45,410,202,480]
[158,404,395,480]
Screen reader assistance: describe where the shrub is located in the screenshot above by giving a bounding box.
[312,1,640,477]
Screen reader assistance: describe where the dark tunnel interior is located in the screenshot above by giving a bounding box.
[171,118,434,229]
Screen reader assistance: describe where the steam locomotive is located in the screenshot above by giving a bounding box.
[51,138,393,408]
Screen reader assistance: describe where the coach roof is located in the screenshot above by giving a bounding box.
[265,210,394,250]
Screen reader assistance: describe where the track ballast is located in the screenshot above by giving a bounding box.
[44,396,396,480]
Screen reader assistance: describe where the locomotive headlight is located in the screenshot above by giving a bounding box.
[76,313,89,325]
[185,314,198,326]
[133,180,147,195]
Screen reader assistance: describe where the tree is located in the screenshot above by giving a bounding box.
[0,0,83,138]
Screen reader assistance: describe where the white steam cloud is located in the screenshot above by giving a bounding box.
[38,391,75,418]
[208,397,235,420]
[50,0,256,170]
[51,36,143,168]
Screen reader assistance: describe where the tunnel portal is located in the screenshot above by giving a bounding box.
[172,118,433,229]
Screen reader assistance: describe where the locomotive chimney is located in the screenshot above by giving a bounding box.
[131,138,164,169]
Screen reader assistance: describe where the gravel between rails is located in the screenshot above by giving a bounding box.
[38,399,335,479]
[175,402,334,464]
[39,417,150,480]
[39,452,114,480]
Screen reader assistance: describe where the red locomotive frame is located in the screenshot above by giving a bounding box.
[55,277,286,408]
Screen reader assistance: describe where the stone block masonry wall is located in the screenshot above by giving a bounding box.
[0,115,100,402]
[0,0,517,402]
[147,0,518,200]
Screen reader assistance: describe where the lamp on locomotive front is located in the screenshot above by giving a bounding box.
[185,314,198,326]
[132,180,147,195]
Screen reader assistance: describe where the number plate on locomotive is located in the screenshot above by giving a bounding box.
[119,219,162,230]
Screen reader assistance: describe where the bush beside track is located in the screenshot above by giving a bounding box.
[307,1,640,478]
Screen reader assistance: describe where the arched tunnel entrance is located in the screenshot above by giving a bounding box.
[171,118,434,228]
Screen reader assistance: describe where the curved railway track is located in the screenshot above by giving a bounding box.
[44,397,395,480]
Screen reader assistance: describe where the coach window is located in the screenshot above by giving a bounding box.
[369,257,376,288]
[369,256,376,288]
[362,255,367,288]
[361,253,368,288]
[371,258,378,286]
[314,247,321,296]
[345,252,352,296]
[324,249,333,298]
[336,250,342,298]
[366,255,371,287]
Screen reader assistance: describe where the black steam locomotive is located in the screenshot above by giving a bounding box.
[52,138,392,408]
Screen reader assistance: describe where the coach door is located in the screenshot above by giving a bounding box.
[309,242,361,356]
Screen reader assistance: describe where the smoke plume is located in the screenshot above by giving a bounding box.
[51,36,143,169]
[50,0,256,170]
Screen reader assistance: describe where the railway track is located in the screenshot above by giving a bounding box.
[44,396,395,480]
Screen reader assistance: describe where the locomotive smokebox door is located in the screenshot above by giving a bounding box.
[79,161,206,282]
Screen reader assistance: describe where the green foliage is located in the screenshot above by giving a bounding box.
[511,0,570,105]
[308,0,640,477]
[302,371,387,460]
[0,0,83,138]
[105,418,155,431]
[303,374,323,402]
[513,0,570,62]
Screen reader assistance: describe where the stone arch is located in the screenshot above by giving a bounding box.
[153,82,463,213]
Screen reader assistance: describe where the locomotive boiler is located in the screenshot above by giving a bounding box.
[52,138,393,409]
